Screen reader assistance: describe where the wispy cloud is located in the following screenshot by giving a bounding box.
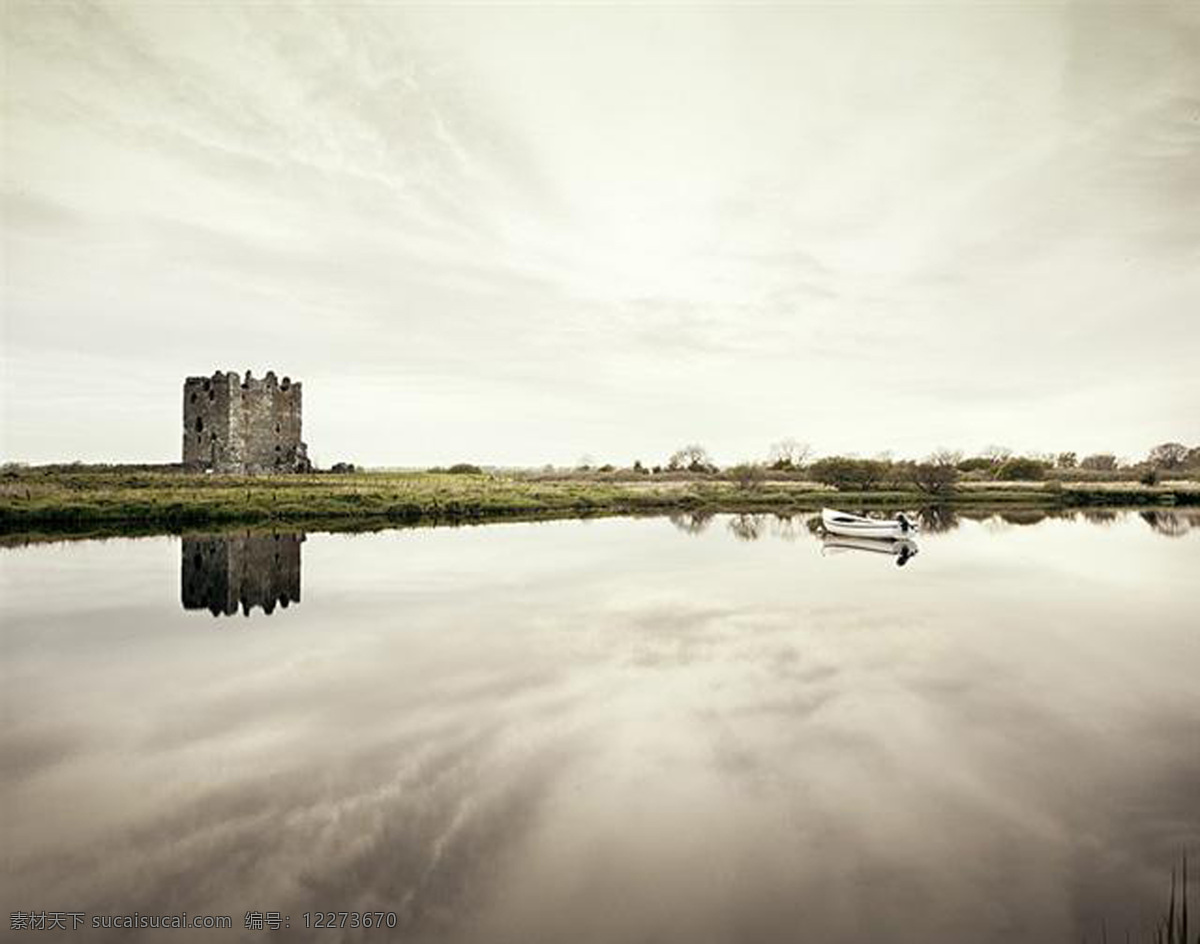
[2,1,1197,464]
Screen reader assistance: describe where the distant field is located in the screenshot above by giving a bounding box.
[1,465,1196,535]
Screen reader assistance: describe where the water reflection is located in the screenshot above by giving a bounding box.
[181,530,303,617]
[1140,510,1194,537]
[666,507,1200,542]
[667,510,714,535]
[917,505,959,533]
[820,535,920,566]
[0,512,1198,943]
[998,509,1048,526]
[726,513,766,542]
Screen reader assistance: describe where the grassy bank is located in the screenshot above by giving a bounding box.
[1,466,1197,536]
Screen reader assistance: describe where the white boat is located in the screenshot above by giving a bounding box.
[821,507,918,540]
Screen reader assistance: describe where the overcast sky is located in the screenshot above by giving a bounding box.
[2,2,1197,467]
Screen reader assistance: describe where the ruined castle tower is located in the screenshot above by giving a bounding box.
[183,370,310,473]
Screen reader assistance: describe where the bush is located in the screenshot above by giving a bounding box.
[1140,466,1160,486]
[1080,453,1118,472]
[446,463,483,475]
[728,463,766,491]
[907,459,959,496]
[957,457,995,474]
[995,457,1049,481]
[808,457,887,491]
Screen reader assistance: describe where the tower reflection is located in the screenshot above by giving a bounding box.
[181,531,304,617]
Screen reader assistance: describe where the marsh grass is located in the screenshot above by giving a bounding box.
[1,466,1196,533]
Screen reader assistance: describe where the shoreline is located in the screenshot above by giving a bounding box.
[1,468,1196,540]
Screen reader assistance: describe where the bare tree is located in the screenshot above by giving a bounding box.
[768,438,812,470]
[667,444,715,473]
[1080,453,1118,472]
[1147,442,1188,470]
[1056,452,1077,469]
[907,449,961,496]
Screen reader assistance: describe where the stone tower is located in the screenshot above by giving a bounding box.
[182,370,310,473]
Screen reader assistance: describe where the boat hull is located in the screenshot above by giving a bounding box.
[820,507,917,540]
[822,521,907,539]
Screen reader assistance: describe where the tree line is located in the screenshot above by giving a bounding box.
[572,440,1200,493]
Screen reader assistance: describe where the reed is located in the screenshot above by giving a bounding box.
[1084,855,1196,944]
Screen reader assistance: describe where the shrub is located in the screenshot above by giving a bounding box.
[728,463,766,491]
[995,457,1049,481]
[957,457,995,474]
[1140,466,1160,486]
[907,458,960,496]
[1080,453,1118,472]
[446,463,483,475]
[808,457,887,491]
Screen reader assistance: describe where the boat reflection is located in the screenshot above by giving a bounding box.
[821,535,919,567]
[181,530,304,617]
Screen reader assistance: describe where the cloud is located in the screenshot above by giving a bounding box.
[2,1,1197,465]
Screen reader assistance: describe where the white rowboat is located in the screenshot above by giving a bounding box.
[821,507,918,540]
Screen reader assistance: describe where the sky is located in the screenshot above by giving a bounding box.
[2,1,1198,468]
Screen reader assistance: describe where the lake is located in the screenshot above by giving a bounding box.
[1,510,1197,943]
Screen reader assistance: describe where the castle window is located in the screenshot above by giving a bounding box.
[195,417,204,433]
[190,392,197,404]
[275,423,281,434]
[208,389,215,401]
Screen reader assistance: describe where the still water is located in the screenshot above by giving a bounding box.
[2,511,1197,943]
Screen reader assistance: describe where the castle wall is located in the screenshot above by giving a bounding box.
[182,370,307,473]
[183,373,235,469]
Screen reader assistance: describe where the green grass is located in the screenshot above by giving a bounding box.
[1,466,1196,536]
